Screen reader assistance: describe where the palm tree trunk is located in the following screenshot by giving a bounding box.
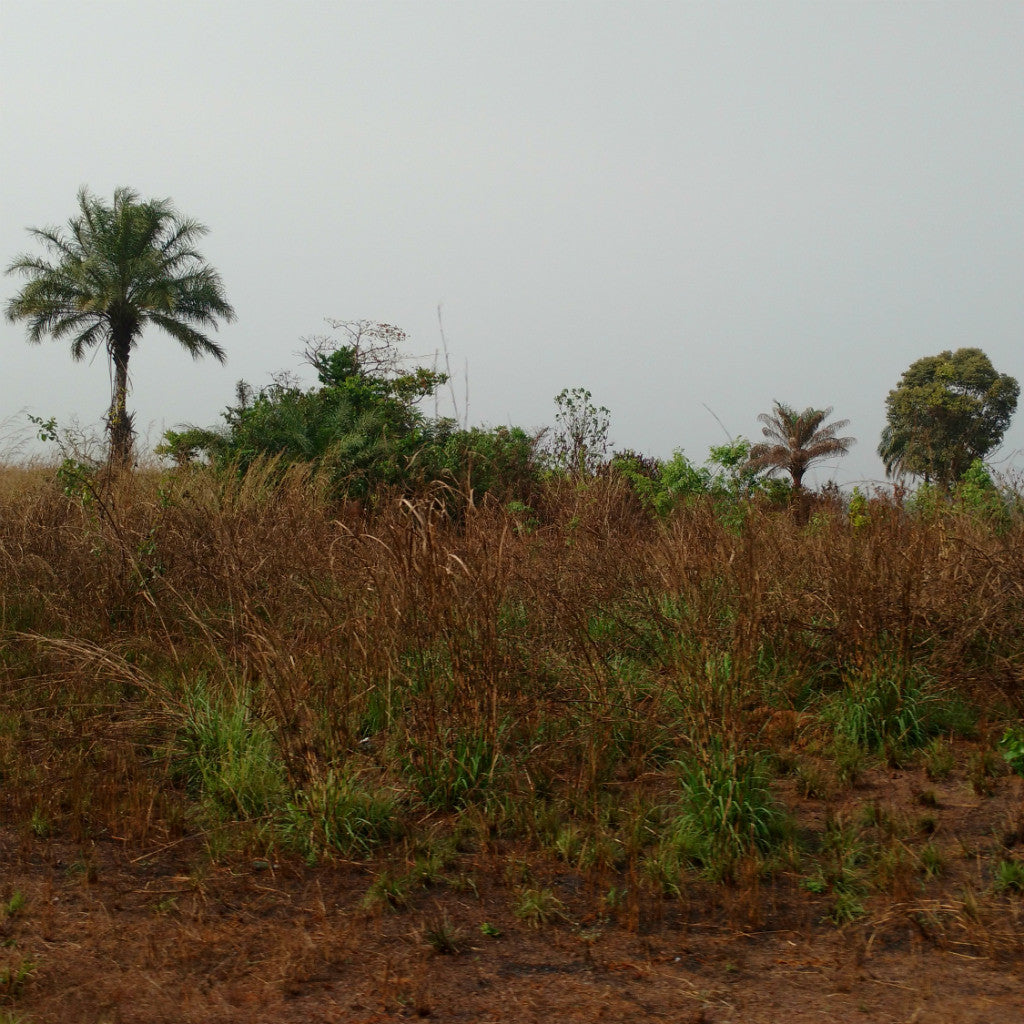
[108,338,133,468]
[790,467,810,524]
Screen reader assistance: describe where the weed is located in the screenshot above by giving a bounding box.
[923,737,955,781]
[514,888,565,928]
[1,894,25,921]
[28,809,50,840]
[830,736,867,789]
[671,743,790,880]
[828,888,865,925]
[175,682,286,819]
[795,763,833,801]
[993,859,1024,894]
[823,656,947,755]
[0,957,34,998]
[361,869,413,912]
[406,730,498,811]
[280,769,399,861]
[919,842,945,878]
[999,728,1024,777]
[642,841,686,897]
[553,824,585,867]
[802,872,828,895]
[968,748,1001,797]
[421,912,464,954]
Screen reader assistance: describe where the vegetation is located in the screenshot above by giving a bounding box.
[5,187,235,466]
[159,320,544,506]
[746,401,854,491]
[3,190,1024,1017]
[547,386,611,477]
[0,460,1022,935]
[879,347,1019,490]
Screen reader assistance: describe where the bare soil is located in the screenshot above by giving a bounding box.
[3,761,1023,1024]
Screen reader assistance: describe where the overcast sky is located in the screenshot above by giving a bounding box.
[2,1,1022,486]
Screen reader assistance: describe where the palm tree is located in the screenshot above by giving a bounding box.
[747,402,854,491]
[5,186,235,466]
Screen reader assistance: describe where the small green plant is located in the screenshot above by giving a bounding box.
[406,731,498,811]
[828,888,866,925]
[479,921,502,938]
[830,736,867,789]
[1,893,25,920]
[923,737,955,781]
[513,888,565,928]
[968,747,1000,797]
[999,728,1024,777]
[552,824,585,866]
[795,763,834,800]
[847,486,870,529]
[421,912,464,955]
[505,500,539,535]
[670,743,789,880]
[919,842,945,878]
[279,769,400,861]
[802,872,828,895]
[823,656,948,755]
[642,841,686,897]
[603,886,628,912]
[361,869,414,912]
[175,683,286,819]
[815,815,870,925]
[993,859,1024,894]
[0,957,35,998]
[28,809,50,839]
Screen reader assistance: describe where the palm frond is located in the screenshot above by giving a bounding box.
[747,401,854,488]
[6,185,234,463]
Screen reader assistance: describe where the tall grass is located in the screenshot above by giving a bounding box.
[0,460,1022,893]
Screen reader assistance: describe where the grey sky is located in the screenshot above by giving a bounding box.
[3,1,1022,486]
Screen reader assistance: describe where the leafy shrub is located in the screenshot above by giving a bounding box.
[162,322,447,499]
[423,423,542,505]
[1000,728,1024,777]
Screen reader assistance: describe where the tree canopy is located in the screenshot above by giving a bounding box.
[878,348,1019,490]
[5,186,235,465]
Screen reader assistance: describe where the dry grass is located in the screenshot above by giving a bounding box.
[1,462,1022,956]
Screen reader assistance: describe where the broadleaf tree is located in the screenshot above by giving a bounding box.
[878,348,1019,490]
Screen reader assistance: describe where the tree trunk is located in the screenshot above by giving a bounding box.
[790,468,810,524]
[107,337,133,468]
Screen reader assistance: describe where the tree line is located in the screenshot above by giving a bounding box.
[5,187,1019,501]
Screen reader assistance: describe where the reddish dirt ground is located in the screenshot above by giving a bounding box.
[3,763,1023,1023]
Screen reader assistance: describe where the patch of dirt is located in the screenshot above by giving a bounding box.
[2,761,1023,1023]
